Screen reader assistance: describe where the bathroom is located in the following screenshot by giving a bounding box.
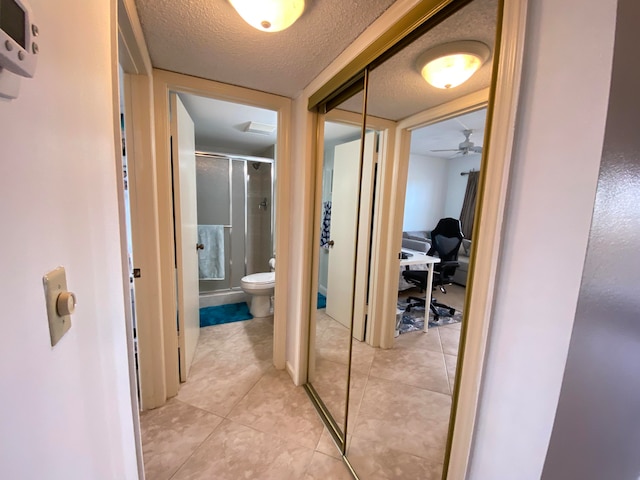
[179,93,278,324]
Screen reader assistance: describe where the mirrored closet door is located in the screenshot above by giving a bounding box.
[305,0,501,478]
[347,1,498,476]
[305,86,367,451]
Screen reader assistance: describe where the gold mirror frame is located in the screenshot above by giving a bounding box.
[306,79,368,453]
[304,0,528,477]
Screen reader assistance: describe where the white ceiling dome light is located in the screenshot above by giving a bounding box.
[417,40,490,89]
[229,0,305,32]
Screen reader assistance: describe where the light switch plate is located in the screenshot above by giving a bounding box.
[43,266,72,346]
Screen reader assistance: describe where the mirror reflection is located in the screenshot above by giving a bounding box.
[304,0,500,477]
[343,0,498,477]
[307,91,366,447]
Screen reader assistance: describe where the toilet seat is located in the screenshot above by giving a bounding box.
[241,272,275,288]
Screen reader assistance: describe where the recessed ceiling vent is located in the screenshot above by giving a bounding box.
[243,121,276,135]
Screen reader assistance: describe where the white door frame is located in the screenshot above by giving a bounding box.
[153,69,292,397]
[116,0,156,477]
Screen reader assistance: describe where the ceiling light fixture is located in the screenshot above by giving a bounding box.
[417,41,490,89]
[229,0,305,33]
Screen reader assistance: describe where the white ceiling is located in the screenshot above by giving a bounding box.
[135,0,397,98]
[410,107,487,157]
[141,0,497,155]
[179,93,277,156]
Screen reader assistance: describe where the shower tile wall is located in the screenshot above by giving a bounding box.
[246,162,272,274]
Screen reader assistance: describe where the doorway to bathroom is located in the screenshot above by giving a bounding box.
[195,152,274,305]
[169,89,282,386]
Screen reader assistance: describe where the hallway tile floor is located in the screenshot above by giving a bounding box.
[140,317,352,480]
[140,285,463,479]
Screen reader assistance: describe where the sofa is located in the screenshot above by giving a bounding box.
[401,230,431,253]
[452,239,471,286]
[401,231,471,287]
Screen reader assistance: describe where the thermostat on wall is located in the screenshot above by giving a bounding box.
[0,0,38,99]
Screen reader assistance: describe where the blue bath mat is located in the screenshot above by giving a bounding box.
[200,302,253,327]
[317,293,327,309]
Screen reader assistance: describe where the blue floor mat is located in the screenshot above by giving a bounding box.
[200,302,253,327]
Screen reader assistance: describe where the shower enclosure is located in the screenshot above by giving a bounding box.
[196,152,274,302]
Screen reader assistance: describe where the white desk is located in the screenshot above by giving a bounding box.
[399,249,440,332]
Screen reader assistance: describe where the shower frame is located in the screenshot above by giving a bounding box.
[196,151,274,294]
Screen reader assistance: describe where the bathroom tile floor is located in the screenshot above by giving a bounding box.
[140,284,463,479]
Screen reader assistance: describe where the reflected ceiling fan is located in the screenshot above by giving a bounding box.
[431,129,483,156]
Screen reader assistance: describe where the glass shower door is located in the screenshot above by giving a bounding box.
[196,155,246,292]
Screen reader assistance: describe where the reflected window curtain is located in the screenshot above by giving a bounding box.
[459,171,479,239]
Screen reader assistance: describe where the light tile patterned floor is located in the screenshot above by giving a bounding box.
[140,316,351,480]
[140,284,463,479]
[314,284,464,478]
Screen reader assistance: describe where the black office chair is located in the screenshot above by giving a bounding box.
[402,218,463,321]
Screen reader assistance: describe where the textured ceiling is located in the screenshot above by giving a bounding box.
[135,0,396,97]
[341,0,498,121]
[149,0,497,155]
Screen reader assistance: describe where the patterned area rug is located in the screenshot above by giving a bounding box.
[396,302,463,333]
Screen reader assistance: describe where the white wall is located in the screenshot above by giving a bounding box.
[468,0,617,478]
[0,1,138,478]
[402,153,481,232]
[285,95,315,383]
[443,154,481,220]
[402,154,447,231]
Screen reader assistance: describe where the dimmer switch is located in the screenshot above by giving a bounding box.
[43,266,76,346]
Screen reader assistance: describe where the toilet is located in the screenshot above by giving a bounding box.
[240,258,276,317]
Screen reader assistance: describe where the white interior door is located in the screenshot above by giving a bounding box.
[352,132,376,341]
[170,93,200,382]
[326,132,376,330]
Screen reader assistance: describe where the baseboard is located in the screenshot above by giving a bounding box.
[286,360,304,386]
[286,360,295,378]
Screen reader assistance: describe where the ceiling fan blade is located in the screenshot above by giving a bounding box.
[430,148,460,152]
[455,118,471,131]
[470,146,483,153]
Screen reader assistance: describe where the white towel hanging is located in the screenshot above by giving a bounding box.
[198,225,225,280]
